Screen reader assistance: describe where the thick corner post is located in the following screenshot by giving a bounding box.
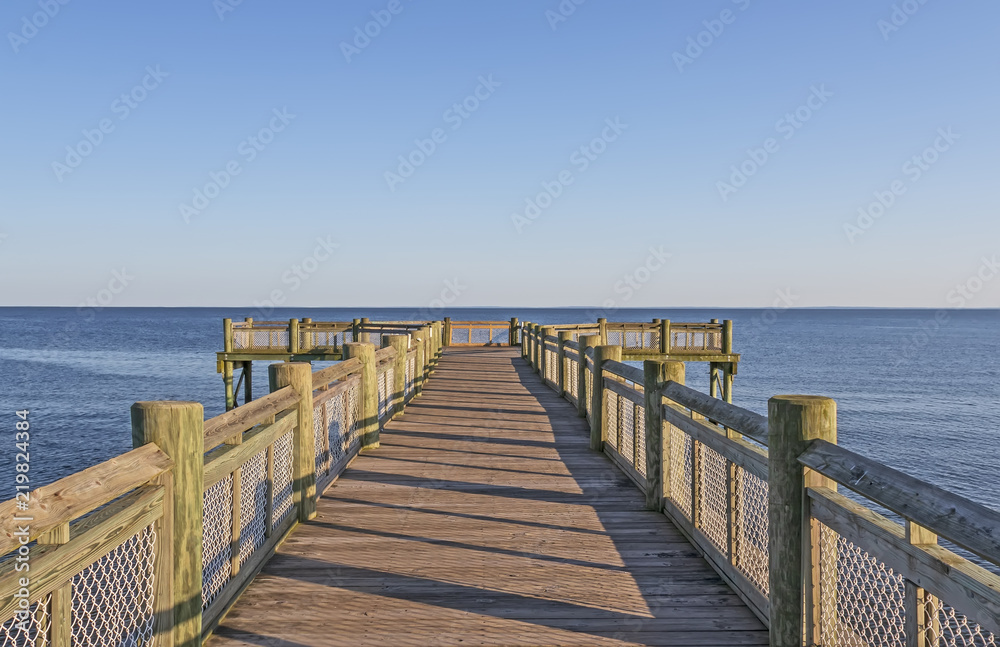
[386,335,408,417]
[590,345,622,451]
[344,342,379,450]
[268,363,317,522]
[510,317,519,347]
[644,361,684,510]
[443,317,453,347]
[597,317,608,345]
[577,335,598,418]
[131,401,204,646]
[659,319,671,354]
[768,395,837,647]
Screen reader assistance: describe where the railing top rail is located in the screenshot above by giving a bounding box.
[312,357,364,389]
[800,438,1000,566]
[374,346,397,363]
[448,320,511,326]
[204,385,298,451]
[232,321,289,328]
[564,340,580,351]
[0,443,172,554]
[603,359,644,384]
[661,381,768,444]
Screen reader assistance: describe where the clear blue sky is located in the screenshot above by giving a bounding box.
[2,0,998,308]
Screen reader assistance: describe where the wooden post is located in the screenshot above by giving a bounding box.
[352,318,361,343]
[289,318,300,354]
[131,401,203,646]
[709,363,720,398]
[557,331,573,395]
[723,364,734,404]
[223,361,235,412]
[443,317,453,347]
[660,319,671,354]
[590,345,622,451]
[644,361,684,510]
[578,335,598,418]
[722,319,734,354]
[905,522,940,647]
[37,522,71,646]
[386,335,408,417]
[344,342,379,450]
[359,317,371,343]
[531,325,541,374]
[301,317,312,351]
[223,318,234,352]
[243,361,253,405]
[510,317,519,347]
[597,317,608,346]
[768,395,837,647]
[268,363,318,522]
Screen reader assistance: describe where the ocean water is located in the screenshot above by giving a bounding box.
[1,307,998,509]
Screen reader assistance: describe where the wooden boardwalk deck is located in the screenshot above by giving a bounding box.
[208,347,768,646]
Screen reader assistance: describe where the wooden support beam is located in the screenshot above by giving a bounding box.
[767,395,837,647]
[131,400,204,646]
[591,345,622,451]
[344,342,379,450]
[268,363,317,522]
[645,361,684,510]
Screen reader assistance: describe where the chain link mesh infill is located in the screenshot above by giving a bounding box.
[545,349,558,385]
[238,449,269,568]
[695,443,729,555]
[565,357,579,402]
[72,525,156,647]
[273,430,294,528]
[734,467,769,596]
[405,354,416,399]
[451,328,470,345]
[668,423,693,520]
[817,521,906,646]
[585,358,593,421]
[606,389,618,452]
[202,474,234,609]
[0,595,50,647]
[313,400,332,480]
[925,596,998,647]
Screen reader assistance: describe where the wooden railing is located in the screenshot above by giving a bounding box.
[443,318,519,347]
[521,319,734,357]
[224,318,442,354]
[0,326,444,645]
[527,330,1000,647]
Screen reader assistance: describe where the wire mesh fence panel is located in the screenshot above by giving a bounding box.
[0,595,50,647]
[346,380,361,453]
[633,401,646,477]
[377,365,389,422]
[733,466,769,596]
[668,423,693,520]
[620,395,634,467]
[545,349,558,385]
[695,443,729,555]
[273,430,294,528]
[238,448,269,568]
[202,474,234,610]
[71,525,156,647]
[313,401,332,480]
[405,354,416,399]
[451,328,470,345]
[490,328,510,345]
[606,330,623,346]
[585,358,593,421]
[565,357,579,401]
[606,390,619,452]
[924,596,999,647]
[817,522,907,647]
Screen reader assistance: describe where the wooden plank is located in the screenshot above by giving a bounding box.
[203,411,297,489]
[311,356,363,389]
[800,439,1000,567]
[204,385,297,451]
[0,444,172,554]
[603,359,644,384]
[662,382,767,444]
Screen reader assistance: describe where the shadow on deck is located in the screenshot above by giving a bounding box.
[207,347,768,646]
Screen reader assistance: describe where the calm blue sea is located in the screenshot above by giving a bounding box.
[1,307,998,508]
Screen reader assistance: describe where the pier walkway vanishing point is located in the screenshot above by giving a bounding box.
[208,346,768,646]
[4,318,1000,647]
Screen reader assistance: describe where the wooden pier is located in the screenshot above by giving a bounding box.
[208,347,767,646]
[2,317,999,647]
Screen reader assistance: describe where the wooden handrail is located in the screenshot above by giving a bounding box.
[661,381,768,444]
[203,385,298,451]
[312,357,363,389]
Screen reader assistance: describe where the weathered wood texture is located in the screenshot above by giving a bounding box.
[208,347,767,646]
